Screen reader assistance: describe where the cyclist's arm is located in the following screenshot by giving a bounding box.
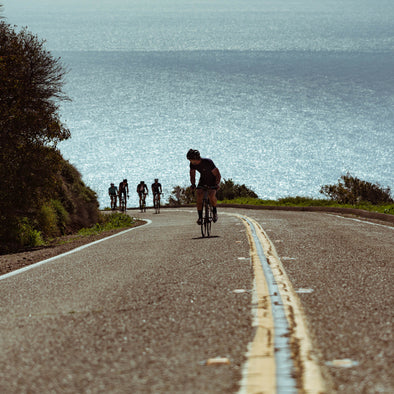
[190,169,196,186]
[212,167,221,188]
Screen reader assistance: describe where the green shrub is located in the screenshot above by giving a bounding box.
[217,179,258,200]
[320,173,393,205]
[37,200,70,238]
[78,213,135,236]
[50,199,70,233]
[17,218,44,248]
[168,185,196,206]
[37,203,59,237]
[168,179,258,206]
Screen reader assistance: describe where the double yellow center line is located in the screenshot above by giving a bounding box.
[234,214,326,394]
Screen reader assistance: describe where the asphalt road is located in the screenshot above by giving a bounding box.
[233,207,393,393]
[0,208,392,393]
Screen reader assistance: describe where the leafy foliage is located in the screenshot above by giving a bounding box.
[168,179,258,206]
[320,173,393,205]
[0,20,99,252]
[168,185,196,206]
[216,179,258,200]
[77,213,136,236]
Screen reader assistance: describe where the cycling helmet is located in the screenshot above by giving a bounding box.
[187,149,200,160]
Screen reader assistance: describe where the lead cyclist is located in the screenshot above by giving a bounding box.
[186,149,221,225]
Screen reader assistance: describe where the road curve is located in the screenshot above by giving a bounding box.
[0,207,392,393]
[0,209,253,393]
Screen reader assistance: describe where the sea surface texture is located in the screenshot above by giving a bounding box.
[5,0,394,208]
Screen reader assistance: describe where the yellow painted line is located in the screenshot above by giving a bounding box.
[236,214,327,393]
[238,218,277,393]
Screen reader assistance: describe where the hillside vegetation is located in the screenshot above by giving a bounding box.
[0,15,100,252]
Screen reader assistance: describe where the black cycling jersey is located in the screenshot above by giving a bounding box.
[190,158,217,186]
[152,182,162,194]
[137,183,148,194]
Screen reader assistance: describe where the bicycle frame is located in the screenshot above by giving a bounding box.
[120,194,127,213]
[200,186,213,237]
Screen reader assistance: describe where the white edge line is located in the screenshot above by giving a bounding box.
[327,214,394,229]
[0,219,152,281]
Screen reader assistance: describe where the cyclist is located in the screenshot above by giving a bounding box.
[108,183,118,209]
[151,178,162,206]
[187,149,221,225]
[118,179,129,207]
[136,181,149,208]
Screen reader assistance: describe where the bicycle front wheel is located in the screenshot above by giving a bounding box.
[201,202,211,237]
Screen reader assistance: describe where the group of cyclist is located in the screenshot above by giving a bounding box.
[108,178,162,210]
[107,149,221,225]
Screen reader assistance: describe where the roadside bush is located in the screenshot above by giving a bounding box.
[216,179,258,200]
[78,213,135,236]
[168,179,258,206]
[51,199,70,232]
[37,203,59,238]
[17,218,44,248]
[37,200,70,238]
[168,186,195,206]
[320,173,393,205]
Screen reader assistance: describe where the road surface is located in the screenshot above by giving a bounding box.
[0,207,392,393]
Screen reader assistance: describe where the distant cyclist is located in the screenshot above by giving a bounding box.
[108,183,118,210]
[136,181,149,208]
[151,178,162,206]
[118,179,129,205]
[187,149,221,225]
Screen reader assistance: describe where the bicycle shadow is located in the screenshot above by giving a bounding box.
[191,235,221,240]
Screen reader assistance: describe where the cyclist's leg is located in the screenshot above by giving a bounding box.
[208,189,218,222]
[196,189,204,224]
[208,189,217,206]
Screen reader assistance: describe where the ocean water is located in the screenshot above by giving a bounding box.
[4,0,394,208]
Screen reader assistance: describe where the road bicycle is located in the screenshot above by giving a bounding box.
[139,193,147,213]
[153,192,162,214]
[119,193,127,213]
[200,185,214,238]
